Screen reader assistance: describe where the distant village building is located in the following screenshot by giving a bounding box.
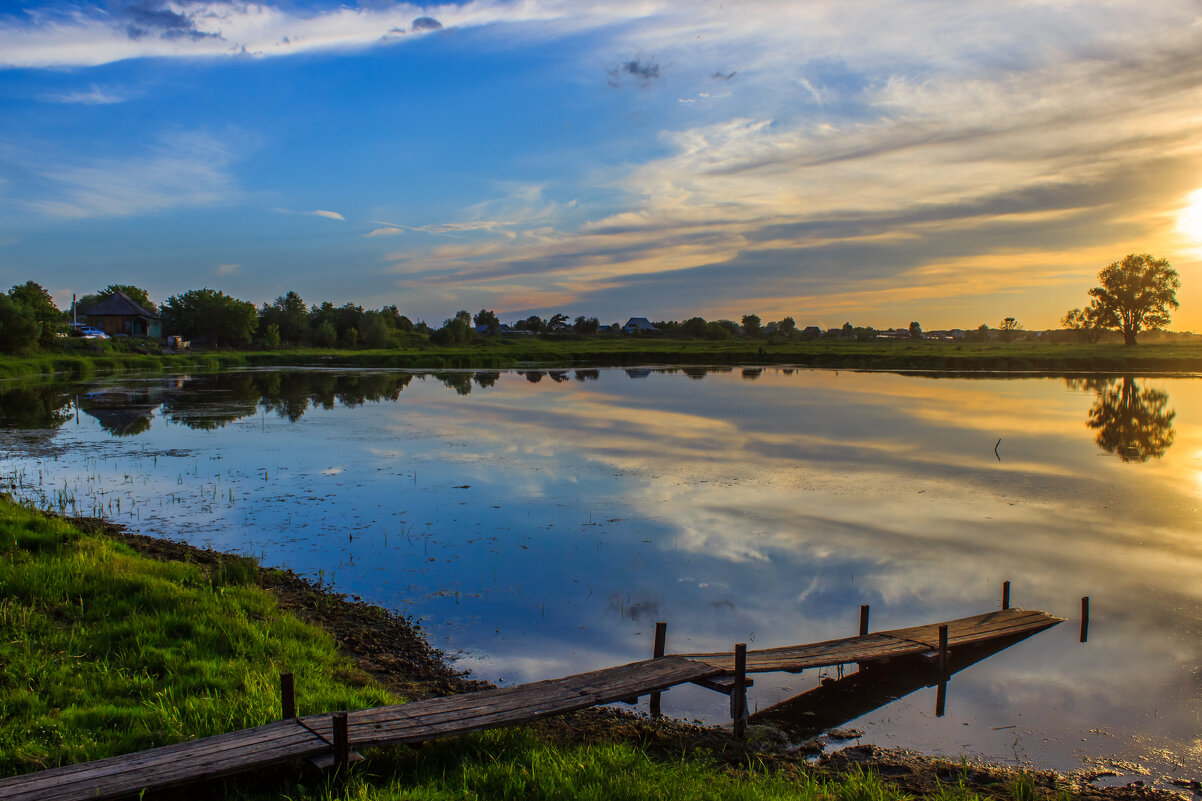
[802,326,823,337]
[83,291,162,338]
[623,317,659,334]
[475,323,517,335]
[924,329,967,341]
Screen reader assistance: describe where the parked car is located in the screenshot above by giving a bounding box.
[70,324,110,339]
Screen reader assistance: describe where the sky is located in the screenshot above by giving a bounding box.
[1,0,1201,331]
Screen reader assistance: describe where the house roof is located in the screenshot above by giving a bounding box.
[84,290,158,319]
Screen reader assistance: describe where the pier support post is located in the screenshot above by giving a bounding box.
[935,679,947,717]
[1080,597,1090,643]
[1002,581,1011,611]
[732,643,748,739]
[859,604,870,636]
[650,621,667,718]
[938,624,949,674]
[332,712,350,774]
[280,673,295,720]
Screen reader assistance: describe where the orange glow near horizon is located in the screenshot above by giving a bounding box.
[1179,189,1202,256]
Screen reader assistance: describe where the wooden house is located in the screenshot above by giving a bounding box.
[83,291,162,338]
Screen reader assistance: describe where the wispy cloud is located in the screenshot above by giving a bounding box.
[41,84,129,104]
[384,19,1202,322]
[27,131,239,218]
[7,0,1202,326]
[217,263,239,275]
[0,1,627,68]
[311,209,345,221]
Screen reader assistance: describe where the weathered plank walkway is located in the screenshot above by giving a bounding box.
[0,608,1062,801]
[676,608,1059,672]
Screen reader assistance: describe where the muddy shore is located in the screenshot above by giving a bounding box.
[67,515,1182,801]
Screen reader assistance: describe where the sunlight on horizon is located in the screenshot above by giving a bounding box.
[1178,188,1202,257]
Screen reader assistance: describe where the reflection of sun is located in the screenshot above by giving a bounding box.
[1179,188,1202,247]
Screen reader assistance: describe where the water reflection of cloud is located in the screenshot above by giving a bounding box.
[9,368,1202,778]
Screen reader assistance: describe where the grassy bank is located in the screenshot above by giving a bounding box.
[6,339,1202,379]
[0,351,251,380]
[0,498,1145,800]
[0,496,391,774]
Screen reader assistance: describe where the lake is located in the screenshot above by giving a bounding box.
[2,366,1199,785]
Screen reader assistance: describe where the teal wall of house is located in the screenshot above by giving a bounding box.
[89,315,162,338]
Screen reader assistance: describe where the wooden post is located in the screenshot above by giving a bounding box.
[935,678,947,717]
[938,624,949,673]
[732,643,748,738]
[650,621,667,718]
[1080,597,1090,643]
[1002,580,1011,611]
[280,672,295,720]
[859,604,870,636]
[332,712,349,774]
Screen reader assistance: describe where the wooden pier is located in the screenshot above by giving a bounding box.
[0,607,1063,801]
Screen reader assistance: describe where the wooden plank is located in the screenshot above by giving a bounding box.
[0,721,329,801]
[341,658,713,731]
[1,735,325,800]
[676,610,1063,672]
[0,721,318,790]
[0,608,1062,801]
[343,659,716,745]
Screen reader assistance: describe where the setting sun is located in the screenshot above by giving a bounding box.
[1179,188,1202,248]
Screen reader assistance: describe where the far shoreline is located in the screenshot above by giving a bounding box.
[6,338,1202,380]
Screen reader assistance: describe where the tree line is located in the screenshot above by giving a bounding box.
[0,252,1182,355]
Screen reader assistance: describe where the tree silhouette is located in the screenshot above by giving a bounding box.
[998,317,1022,342]
[1085,253,1179,345]
[1086,376,1175,462]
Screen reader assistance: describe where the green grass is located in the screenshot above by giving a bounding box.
[7,337,1202,379]
[0,351,249,379]
[309,733,896,801]
[0,498,1075,800]
[0,497,390,773]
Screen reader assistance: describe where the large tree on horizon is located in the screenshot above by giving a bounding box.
[1084,253,1179,346]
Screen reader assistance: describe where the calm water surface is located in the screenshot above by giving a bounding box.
[3,367,1200,785]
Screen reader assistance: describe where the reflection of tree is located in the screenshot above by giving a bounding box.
[1085,376,1175,462]
[163,373,261,430]
[437,372,473,396]
[474,371,500,388]
[0,385,73,430]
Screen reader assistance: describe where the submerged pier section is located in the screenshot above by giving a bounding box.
[0,606,1064,801]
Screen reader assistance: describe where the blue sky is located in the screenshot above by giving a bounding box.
[2,0,1202,330]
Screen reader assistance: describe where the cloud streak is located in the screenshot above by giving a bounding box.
[381,7,1202,323]
[5,0,1202,327]
[26,131,239,218]
[0,0,632,68]
[40,84,129,104]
